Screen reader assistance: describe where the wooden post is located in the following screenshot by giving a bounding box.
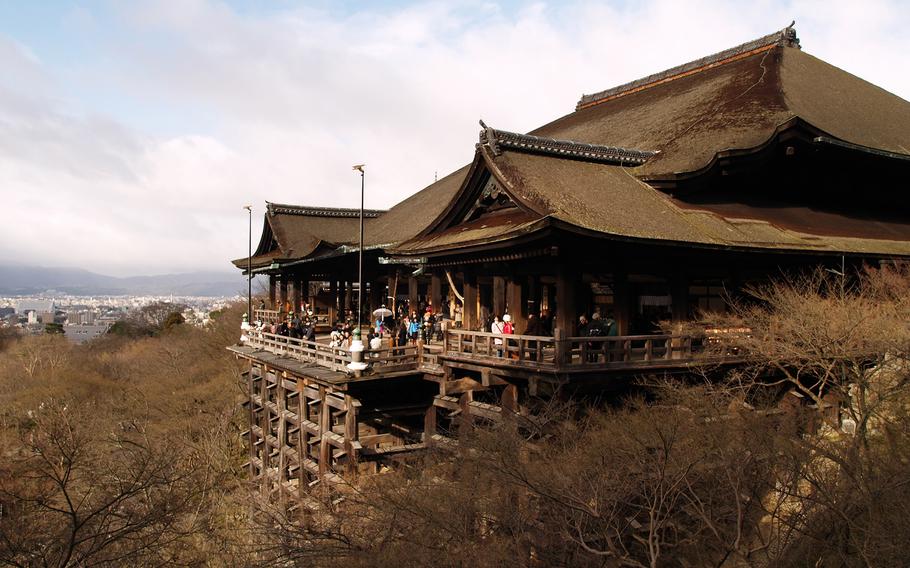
[279,278,289,313]
[527,275,539,316]
[424,405,437,441]
[506,278,526,332]
[292,278,302,312]
[344,395,358,475]
[554,328,568,367]
[555,265,577,337]
[330,280,338,314]
[318,387,330,477]
[430,273,442,313]
[268,276,277,309]
[613,270,631,335]
[463,271,477,330]
[493,276,506,317]
[408,276,418,312]
[344,281,352,312]
[671,272,688,322]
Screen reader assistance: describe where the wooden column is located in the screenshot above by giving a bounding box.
[370,280,383,315]
[430,273,442,313]
[344,281,352,312]
[506,278,527,332]
[555,265,577,337]
[292,278,302,312]
[463,271,477,330]
[330,280,338,313]
[408,276,418,312]
[527,275,539,316]
[268,275,277,309]
[388,272,399,314]
[671,272,688,322]
[493,276,506,318]
[301,278,311,310]
[279,278,289,312]
[613,270,631,335]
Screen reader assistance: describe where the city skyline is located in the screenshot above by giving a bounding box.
[2,0,908,277]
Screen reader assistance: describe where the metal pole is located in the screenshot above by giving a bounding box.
[358,169,364,332]
[244,205,253,320]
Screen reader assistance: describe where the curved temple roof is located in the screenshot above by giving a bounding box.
[236,24,910,271]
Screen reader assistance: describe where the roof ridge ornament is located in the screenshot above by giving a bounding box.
[477,121,657,165]
[576,22,800,111]
[268,203,386,218]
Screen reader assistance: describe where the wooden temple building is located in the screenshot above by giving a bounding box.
[229,25,910,498]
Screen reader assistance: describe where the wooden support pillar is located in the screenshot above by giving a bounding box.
[330,280,338,314]
[279,278,289,313]
[371,280,384,314]
[555,265,577,337]
[463,271,477,330]
[297,378,308,500]
[506,278,527,333]
[344,395,358,475]
[292,278,302,312]
[527,275,539,316]
[501,383,518,415]
[408,276,418,312]
[430,273,442,313]
[318,387,330,477]
[268,275,277,309]
[301,278,311,310]
[424,404,437,441]
[344,281,352,312]
[388,272,399,314]
[493,276,506,318]
[671,273,688,322]
[613,270,631,335]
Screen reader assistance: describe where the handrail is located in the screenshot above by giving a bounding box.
[246,329,430,375]
[442,329,741,369]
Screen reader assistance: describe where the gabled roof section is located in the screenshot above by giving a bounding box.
[577,23,800,111]
[478,121,656,165]
[531,24,910,180]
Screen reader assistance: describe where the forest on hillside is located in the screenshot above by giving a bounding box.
[1,267,909,567]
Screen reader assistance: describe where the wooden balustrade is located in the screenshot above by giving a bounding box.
[246,330,352,372]
[443,329,723,370]
[246,327,737,377]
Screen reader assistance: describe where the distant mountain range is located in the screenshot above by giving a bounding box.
[0,265,250,297]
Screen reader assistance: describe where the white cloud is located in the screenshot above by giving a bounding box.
[0,0,907,276]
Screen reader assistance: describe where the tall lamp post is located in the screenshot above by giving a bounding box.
[241,204,253,336]
[348,165,368,373]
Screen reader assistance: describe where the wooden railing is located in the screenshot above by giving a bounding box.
[254,309,334,328]
[254,309,281,324]
[246,329,352,373]
[246,329,426,375]
[443,329,736,370]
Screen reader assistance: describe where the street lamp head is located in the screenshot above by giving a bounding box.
[243,204,252,211]
[352,164,365,173]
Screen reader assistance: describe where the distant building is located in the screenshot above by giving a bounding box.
[63,324,111,344]
[16,299,55,314]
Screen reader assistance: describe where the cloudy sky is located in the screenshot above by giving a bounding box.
[1,0,908,276]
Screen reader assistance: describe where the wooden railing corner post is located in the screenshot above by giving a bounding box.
[554,328,567,368]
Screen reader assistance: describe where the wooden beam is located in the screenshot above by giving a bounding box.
[269,275,277,309]
[442,377,485,395]
[506,278,526,333]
